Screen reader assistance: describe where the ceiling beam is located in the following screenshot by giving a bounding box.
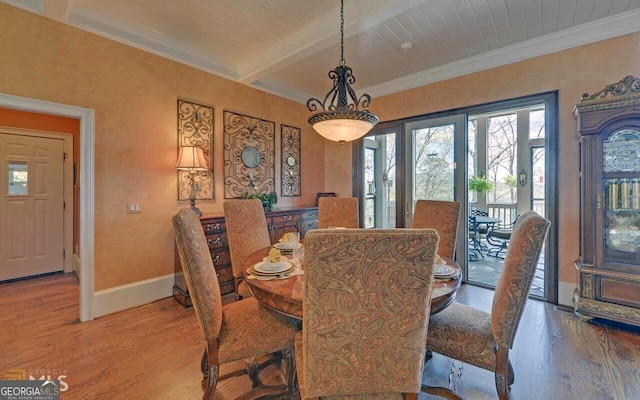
[43,0,73,23]
[237,0,429,85]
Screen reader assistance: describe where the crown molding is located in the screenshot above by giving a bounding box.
[11,0,640,105]
[362,8,640,99]
[1,0,43,14]
[67,3,239,80]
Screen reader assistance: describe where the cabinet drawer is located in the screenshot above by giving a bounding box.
[202,220,225,233]
[301,210,318,220]
[205,232,228,249]
[210,249,231,266]
[300,220,318,235]
[272,213,301,224]
[216,265,233,285]
[220,281,235,295]
[598,277,640,308]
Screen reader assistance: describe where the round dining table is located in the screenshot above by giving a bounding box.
[243,246,462,320]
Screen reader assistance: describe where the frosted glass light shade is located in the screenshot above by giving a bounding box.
[311,119,375,142]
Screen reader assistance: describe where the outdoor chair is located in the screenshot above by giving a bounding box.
[486,216,519,259]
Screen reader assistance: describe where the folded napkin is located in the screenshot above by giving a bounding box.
[246,269,304,281]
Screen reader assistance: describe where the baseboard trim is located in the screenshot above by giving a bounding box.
[558,281,577,308]
[94,274,174,318]
[73,254,81,279]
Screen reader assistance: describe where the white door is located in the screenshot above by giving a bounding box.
[0,133,64,281]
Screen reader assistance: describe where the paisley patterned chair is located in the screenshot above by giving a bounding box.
[317,197,359,228]
[411,200,461,259]
[172,208,297,400]
[297,228,440,399]
[223,199,272,300]
[422,211,550,400]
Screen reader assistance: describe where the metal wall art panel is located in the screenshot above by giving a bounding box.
[223,111,275,198]
[281,124,301,197]
[177,99,214,201]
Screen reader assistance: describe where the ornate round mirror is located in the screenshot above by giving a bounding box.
[241,146,261,168]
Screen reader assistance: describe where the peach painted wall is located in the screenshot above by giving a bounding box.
[0,3,325,291]
[0,108,81,252]
[326,32,640,288]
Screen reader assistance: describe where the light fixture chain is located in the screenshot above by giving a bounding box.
[340,0,344,64]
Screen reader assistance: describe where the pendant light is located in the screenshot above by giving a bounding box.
[306,0,378,143]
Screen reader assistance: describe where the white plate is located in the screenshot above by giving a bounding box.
[434,264,457,277]
[255,259,291,273]
[274,242,302,251]
[250,262,294,276]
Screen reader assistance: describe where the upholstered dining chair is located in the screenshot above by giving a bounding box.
[223,199,272,300]
[412,200,461,259]
[422,211,550,400]
[173,208,297,400]
[317,197,359,228]
[297,228,440,399]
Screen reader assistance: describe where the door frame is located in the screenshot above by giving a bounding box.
[0,93,95,321]
[0,127,74,274]
[464,92,558,302]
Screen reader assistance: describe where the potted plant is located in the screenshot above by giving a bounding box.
[469,172,494,193]
[243,191,277,211]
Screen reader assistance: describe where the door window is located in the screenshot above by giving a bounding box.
[8,162,28,195]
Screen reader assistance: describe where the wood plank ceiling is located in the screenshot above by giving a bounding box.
[4,0,640,103]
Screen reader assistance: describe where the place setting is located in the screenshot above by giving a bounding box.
[247,242,304,281]
[433,255,459,282]
[273,232,303,253]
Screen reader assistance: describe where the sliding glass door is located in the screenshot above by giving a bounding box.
[354,92,557,302]
[403,115,465,223]
[355,114,469,258]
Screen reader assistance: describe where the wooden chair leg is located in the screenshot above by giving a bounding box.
[421,384,467,399]
[203,340,220,400]
[281,347,297,394]
[494,346,510,400]
[246,358,262,388]
[508,359,514,386]
[200,348,209,377]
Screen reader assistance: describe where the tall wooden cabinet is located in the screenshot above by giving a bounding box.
[574,76,640,327]
[173,206,318,307]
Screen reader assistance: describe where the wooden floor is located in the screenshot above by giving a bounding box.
[1,273,639,399]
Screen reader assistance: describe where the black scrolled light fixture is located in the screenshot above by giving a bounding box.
[306,0,378,143]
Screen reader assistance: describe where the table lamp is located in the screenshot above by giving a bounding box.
[176,145,208,216]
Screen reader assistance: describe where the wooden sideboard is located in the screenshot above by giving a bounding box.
[173,206,318,307]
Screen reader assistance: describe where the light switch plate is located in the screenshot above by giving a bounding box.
[127,202,141,213]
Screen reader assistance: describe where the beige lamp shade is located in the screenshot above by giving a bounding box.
[176,146,208,171]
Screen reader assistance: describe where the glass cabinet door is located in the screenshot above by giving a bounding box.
[602,128,640,266]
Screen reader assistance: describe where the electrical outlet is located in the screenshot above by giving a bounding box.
[127,202,142,213]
